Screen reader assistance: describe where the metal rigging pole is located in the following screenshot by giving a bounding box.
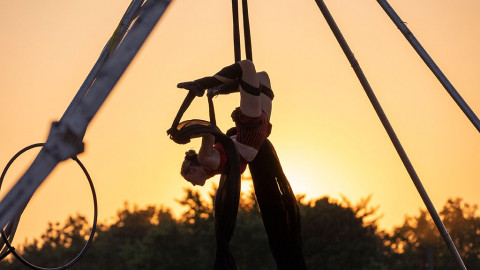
[313,1,467,269]
[377,0,480,133]
[0,0,171,239]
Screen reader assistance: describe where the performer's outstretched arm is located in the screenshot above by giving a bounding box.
[197,133,220,171]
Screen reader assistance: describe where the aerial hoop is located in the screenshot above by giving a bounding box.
[0,143,98,270]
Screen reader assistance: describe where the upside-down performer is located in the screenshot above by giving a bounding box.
[173,60,306,269]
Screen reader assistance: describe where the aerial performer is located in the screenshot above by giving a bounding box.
[179,59,272,186]
[170,59,306,269]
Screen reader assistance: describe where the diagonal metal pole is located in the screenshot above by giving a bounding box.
[1,1,145,253]
[0,0,171,234]
[60,0,145,124]
[313,1,467,269]
[377,0,480,133]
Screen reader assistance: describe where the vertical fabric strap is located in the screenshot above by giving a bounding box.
[232,0,253,61]
[208,96,216,125]
[242,0,253,61]
[231,0,241,62]
[171,92,196,128]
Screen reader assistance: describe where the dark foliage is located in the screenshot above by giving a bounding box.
[300,195,387,269]
[384,198,480,270]
[1,188,478,270]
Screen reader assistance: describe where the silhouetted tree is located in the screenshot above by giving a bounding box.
[299,195,387,269]
[0,214,92,269]
[386,197,480,269]
[229,190,275,269]
[13,189,480,269]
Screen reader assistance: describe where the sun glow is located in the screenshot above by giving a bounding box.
[279,153,341,202]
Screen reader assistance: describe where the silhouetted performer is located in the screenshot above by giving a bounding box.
[176,60,306,270]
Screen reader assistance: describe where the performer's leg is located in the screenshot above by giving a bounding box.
[177,59,259,98]
[256,71,273,120]
[237,60,262,118]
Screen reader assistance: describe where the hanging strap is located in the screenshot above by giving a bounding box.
[168,3,256,268]
[168,0,257,137]
[167,90,219,144]
[167,92,240,270]
[242,0,253,61]
[231,0,253,62]
[208,96,216,126]
[170,92,196,128]
[231,0,241,62]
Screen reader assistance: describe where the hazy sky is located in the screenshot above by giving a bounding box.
[0,0,479,247]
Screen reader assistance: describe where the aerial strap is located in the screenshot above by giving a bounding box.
[231,0,253,62]
[314,1,466,269]
[231,0,241,62]
[167,92,241,270]
[168,2,256,268]
[249,140,307,269]
[168,0,256,141]
[229,1,307,268]
[172,92,196,126]
[241,0,253,61]
[170,1,307,268]
[167,90,220,145]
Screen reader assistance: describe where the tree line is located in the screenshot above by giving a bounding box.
[1,186,479,269]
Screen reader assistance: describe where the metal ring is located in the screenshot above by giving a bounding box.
[0,143,97,270]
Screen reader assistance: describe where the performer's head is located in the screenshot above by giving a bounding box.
[180,150,209,186]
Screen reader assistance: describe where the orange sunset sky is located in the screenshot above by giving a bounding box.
[0,0,479,246]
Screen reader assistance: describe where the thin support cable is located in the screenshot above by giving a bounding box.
[377,0,480,133]
[313,1,466,269]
